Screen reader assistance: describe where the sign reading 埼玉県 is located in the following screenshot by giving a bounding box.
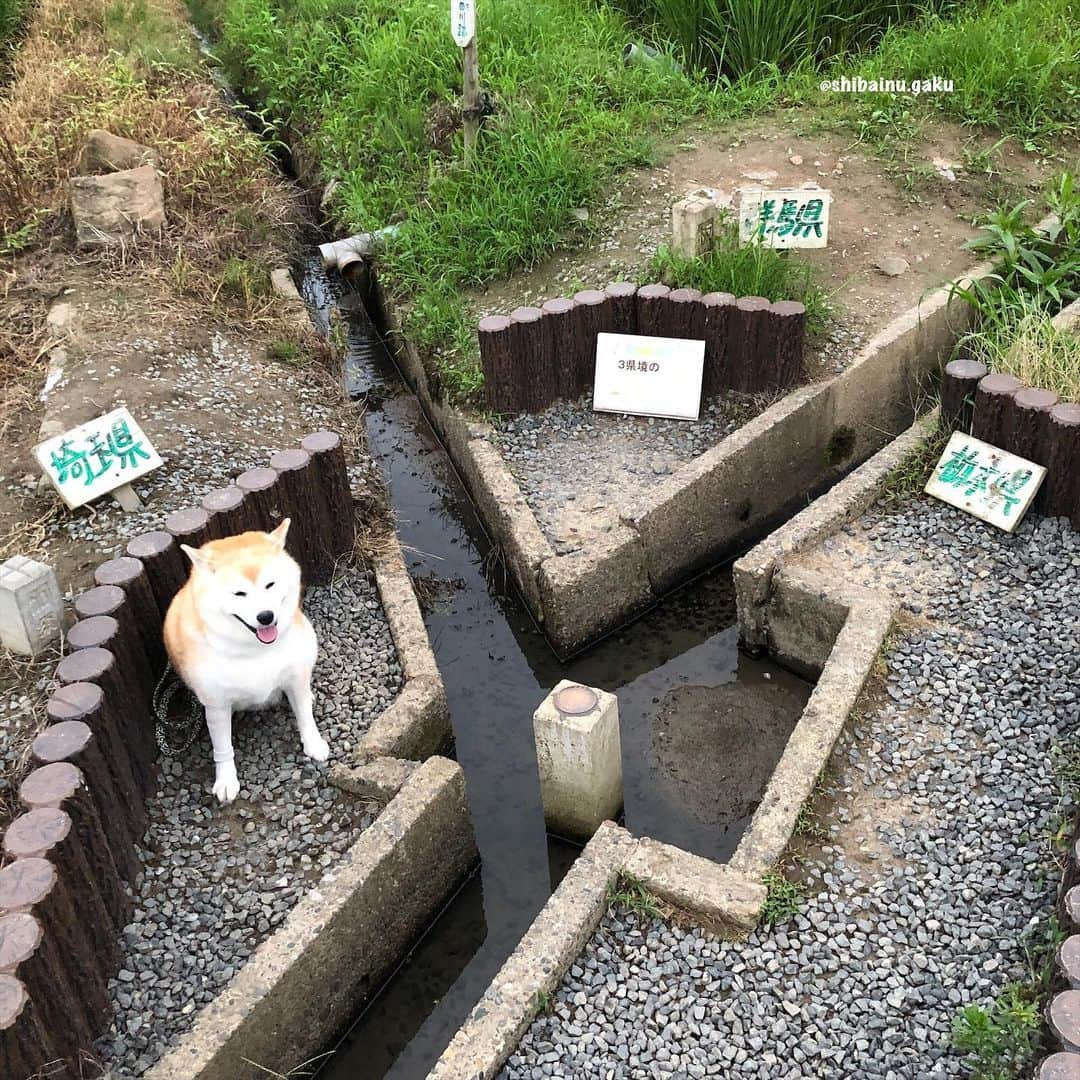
[924,432,1045,532]
[738,186,831,249]
[593,332,704,421]
[33,407,162,509]
[451,0,475,46]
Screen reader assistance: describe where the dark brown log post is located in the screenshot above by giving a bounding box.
[165,506,216,552]
[1048,991,1080,1053]
[727,296,771,393]
[971,372,1022,446]
[571,291,610,400]
[0,914,80,1067]
[269,448,324,582]
[0,856,111,1030]
[700,292,735,398]
[33,707,140,885]
[1041,403,1080,525]
[1004,387,1059,462]
[94,555,167,676]
[126,530,188,617]
[764,301,807,390]
[236,466,282,535]
[508,306,551,413]
[940,358,988,434]
[54,647,153,804]
[4,805,120,962]
[635,284,671,338]
[604,282,637,334]
[1060,936,1080,990]
[72,587,156,707]
[0,973,64,1080]
[541,299,577,402]
[478,315,514,412]
[301,431,356,563]
[1038,1053,1080,1080]
[664,288,703,340]
[201,485,247,539]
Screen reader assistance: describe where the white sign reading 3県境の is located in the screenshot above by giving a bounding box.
[593,332,705,421]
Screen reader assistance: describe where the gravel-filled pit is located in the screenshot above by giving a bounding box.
[501,504,1078,1079]
[95,567,402,1077]
[489,391,760,554]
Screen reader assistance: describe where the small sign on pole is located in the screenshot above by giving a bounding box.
[593,332,704,421]
[738,186,831,249]
[924,431,1045,532]
[451,0,475,46]
[33,407,162,510]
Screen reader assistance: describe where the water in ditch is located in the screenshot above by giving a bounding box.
[297,261,812,1080]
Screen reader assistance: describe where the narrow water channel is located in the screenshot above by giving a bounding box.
[297,263,812,1080]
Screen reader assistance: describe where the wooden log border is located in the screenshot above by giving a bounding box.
[0,429,364,1073]
[475,282,809,414]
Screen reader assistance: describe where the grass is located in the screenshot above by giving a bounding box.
[607,873,664,920]
[879,418,949,505]
[760,869,804,924]
[649,222,831,335]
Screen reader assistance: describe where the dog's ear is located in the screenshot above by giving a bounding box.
[268,518,290,551]
[181,544,214,572]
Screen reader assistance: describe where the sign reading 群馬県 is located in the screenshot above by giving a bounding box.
[451,0,475,46]
[593,332,704,421]
[33,407,162,509]
[924,431,1045,532]
[738,186,831,249]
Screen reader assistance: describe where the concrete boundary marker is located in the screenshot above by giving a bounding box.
[146,757,476,1080]
[370,257,996,653]
[360,544,450,760]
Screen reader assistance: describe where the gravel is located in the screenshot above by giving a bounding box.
[489,392,756,553]
[94,567,401,1077]
[502,502,1079,1078]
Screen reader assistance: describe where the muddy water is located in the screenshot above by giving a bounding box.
[301,263,811,1079]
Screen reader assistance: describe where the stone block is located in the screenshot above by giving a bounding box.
[533,680,622,840]
[76,130,159,175]
[0,556,64,656]
[70,165,165,247]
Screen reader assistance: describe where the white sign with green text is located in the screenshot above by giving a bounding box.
[738,186,831,249]
[924,431,1045,532]
[34,407,162,509]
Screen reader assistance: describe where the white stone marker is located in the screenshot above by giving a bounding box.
[671,189,728,258]
[533,680,623,841]
[0,556,64,656]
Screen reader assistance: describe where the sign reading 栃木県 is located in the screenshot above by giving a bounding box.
[924,431,1045,532]
[33,407,162,509]
[593,332,704,421]
[739,186,831,249]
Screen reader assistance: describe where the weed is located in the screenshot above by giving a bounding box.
[534,988,553,1015]
[267,338,302,363]
[760,869,803,925]
[608,873,663,920]
[217,257,271,310]
[879,419,948,506]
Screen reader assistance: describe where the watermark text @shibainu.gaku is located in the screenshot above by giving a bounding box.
[819,75,954,95]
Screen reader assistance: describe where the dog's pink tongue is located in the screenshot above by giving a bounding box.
[256,625,278,644]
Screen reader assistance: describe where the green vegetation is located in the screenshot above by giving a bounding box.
[608,873,664,919]
[650,223,830,335]
[618,0,940,78]
[951,172,1080,399]
[0,0,27,54]
[760,869,804,924]
[879,419,948,506]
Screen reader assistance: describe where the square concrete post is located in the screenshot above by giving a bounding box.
[533,680,622,841]
[671,189,728,259]
[0,556,64,655]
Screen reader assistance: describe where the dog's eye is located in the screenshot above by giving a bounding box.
[234,590,247,597]
[265,581,275,590]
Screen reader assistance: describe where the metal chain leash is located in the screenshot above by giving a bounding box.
[153,663,204,757]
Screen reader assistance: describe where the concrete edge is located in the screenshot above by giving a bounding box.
[361,545,449,760]
[623,837,766,939]
[145,756,477,1080]
[428,822,637,1080]
[733,410,938,649]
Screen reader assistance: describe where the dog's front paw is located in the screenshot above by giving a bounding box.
[213,763,241,803]
[303,734,330,762]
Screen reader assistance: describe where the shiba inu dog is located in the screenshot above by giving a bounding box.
[163,520,329,803]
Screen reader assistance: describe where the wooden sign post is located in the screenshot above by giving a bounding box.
[451,0,479,165]
[33,407,162,512]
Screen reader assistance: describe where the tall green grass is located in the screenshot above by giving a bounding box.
[0,0,28,62]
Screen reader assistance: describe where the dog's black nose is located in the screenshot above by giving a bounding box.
[256,610,275,626]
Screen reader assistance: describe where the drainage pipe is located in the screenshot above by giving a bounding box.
[318,225,401,275]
